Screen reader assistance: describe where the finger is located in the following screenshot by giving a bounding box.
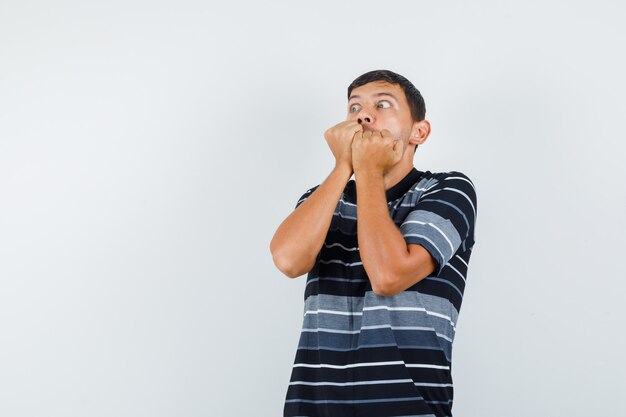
[347,120,363,131]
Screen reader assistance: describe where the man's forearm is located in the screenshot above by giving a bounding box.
[355,170,408,294]
[270,163,353,278]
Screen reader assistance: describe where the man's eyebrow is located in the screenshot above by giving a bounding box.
[348,92,399,102]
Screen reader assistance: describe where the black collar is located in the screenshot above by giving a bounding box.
[345,167,424,203]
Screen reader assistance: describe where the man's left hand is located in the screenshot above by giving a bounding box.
[351,129,405,175]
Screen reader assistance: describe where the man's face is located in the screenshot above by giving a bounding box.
[346,80,416,146]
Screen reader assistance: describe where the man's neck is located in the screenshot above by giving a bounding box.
[382,160,415,191]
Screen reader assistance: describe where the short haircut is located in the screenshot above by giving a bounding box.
[348,69,426,153]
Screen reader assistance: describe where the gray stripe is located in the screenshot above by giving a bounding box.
[304,293,458,331]
[305,292,455,314]
[402,177,440,206]
[401,210,459,237]
[418,198,470,237]
[302,306,452,332]
[296,342,444,352]
[297,326,451,356]
[297,330,448,352]
[301,293,457,359]
[400,210,462,270]
[303,295,456,333]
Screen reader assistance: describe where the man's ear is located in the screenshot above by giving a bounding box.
[409,119,431,146]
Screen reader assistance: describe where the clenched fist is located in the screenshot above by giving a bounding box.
[352,129,405,175]
[324,120,363,172]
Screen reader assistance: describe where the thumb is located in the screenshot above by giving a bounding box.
[393,139,404,161]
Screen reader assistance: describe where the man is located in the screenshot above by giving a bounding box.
[270,69,477,417]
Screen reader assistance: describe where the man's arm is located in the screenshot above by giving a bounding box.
[270,119,363,279]
[269,163,352,278]
[355,170,436,296]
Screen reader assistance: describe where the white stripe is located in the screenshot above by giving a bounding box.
[444,187,476,216]
[455,254,468,267]
[319,259,363,267]
[414,382,454,387]
[360,305,456,329]
[423,182,440,192]
[428,222,454,252]
[289,378,414,387]
[361,324,401,330]
[426,311,457,331]
[402,183,439,202]
[405,363,450,370]
[335,211,357,220]
[436,332,452,342]
[402,219,454,253]
[446,263,466,282]
[362,325,452,342]
[293,360,405,369]
[324,242,359,251]
[301,328,360,334]
[363,306,426,312]
[402,219,426,226]
[362,325,434,332]
[409,186,435,192]
[393,326,436,331]
[444,175,476,192]
[304,309,363,317]
[421,187,476,217]
[338,197,356,207]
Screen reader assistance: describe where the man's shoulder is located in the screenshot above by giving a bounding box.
[418,170,476,192]
[424,169,473,182]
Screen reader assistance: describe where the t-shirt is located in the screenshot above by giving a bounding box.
[283,167,478,417]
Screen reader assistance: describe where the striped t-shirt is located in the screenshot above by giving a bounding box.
[284,167,478,417]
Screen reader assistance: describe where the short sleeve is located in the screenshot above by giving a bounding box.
[294,185,321,209]
[400,171,477,276]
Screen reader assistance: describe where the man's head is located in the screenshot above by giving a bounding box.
[347,69,430,156]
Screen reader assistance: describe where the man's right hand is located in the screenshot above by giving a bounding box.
[324,120,363,172]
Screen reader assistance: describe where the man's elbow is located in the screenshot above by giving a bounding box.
[370,269,427,297]
[270,247,311,279]
[271,251,297,278]
[370,275,402,297]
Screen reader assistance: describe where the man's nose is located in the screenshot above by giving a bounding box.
[357,109,374,125]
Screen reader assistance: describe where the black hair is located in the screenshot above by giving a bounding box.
[348,69,426,153]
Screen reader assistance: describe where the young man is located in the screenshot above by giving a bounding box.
[270,69,477,417]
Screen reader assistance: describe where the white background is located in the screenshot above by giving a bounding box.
[1,1,625,416]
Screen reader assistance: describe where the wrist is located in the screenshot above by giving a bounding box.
[354,167,384,181]
[334,161,353,176]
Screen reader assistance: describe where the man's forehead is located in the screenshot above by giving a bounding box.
[349,81,403,101]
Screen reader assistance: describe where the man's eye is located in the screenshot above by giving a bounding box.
[350,104,360,112]
[378,100,391,109]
